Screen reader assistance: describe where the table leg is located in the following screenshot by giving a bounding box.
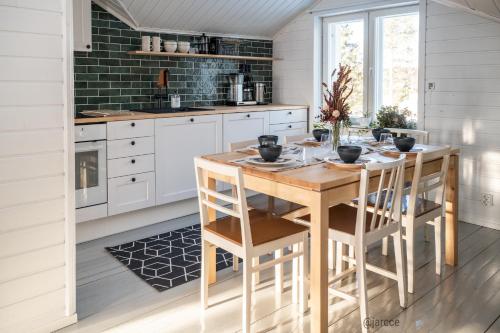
[207,176,217,284]
[445,154,459,266]
[310,192,329,332]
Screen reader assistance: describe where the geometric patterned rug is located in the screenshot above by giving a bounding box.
[106,224,237,292]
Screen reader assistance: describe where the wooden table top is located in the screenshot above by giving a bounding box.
[203,146,460,192]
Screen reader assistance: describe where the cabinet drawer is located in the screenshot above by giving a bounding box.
[107,119,154,140]
[270,109,307,124]
[108,172,155,216]
[269,122,308,144]
[107,136,154,159]
[107,154,155,178]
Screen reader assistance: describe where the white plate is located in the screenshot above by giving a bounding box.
[380,146,425,154]
[246,156,296,167]
[324,156,377,166]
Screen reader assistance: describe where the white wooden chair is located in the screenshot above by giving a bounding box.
[387,128,429,144]
[228,139,307,290]
[379,146,450,293]
[283,133,312,144]
[295,155,408,333]
[194,157,309,332]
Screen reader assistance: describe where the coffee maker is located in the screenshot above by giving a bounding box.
[226,65,257,106]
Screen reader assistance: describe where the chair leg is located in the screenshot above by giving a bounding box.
[274,249,284,295]
[233,255,239,272]
[348,245,355,268]
[355,245,368,333]
[382,237,388,256]
[201,240,209,310]
[252,257,260,290]
[406,227,415,294]
[336,242,344,274]
[434,216,442,275]
[292,243,299,304]
[243,259,252,333]
[328,239,335,270]
[300,234,309,313]
[393,230,407,308]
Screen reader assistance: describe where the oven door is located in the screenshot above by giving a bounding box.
[75,140,107,208]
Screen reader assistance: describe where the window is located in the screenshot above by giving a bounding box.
[322,6,419,122]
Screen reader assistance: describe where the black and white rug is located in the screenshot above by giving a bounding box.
[106,224,237,292]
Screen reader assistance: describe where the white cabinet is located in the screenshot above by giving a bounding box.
[270,122,308,144]
[108,172,156,215]
[107,136,155,159]
[222,111,270,151]
[155,114,223,205]
[107,154,155,178]
[73,0,92,52]
[270,108,308,124]
[107,119,154,140]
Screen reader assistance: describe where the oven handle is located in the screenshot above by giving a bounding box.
[75,140,106,153]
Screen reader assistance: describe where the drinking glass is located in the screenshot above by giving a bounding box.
[320,133,331,149]
[380,133,394,145]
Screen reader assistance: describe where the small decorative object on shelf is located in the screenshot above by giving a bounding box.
[318,64,353,151]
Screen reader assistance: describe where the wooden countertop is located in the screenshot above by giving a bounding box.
[74,104,309,124]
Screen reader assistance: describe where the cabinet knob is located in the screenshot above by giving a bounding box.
[246,114,250,118]
[131,159,136,164]
[86,44,91,49]
[131,140,136,146]
[131,177,136,182]
[131,122,136,127]
[288,125,292,128]
[190,118,194,122]
[288,111,292,115]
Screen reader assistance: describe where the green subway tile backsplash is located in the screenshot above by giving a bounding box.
[74,4,273,113]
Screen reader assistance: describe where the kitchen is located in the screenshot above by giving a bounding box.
[1,0,500,333]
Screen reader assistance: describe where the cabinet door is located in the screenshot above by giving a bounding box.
[222,111,269,151]
[269,108,308,124]
[155,114,223,205]
[269,122,308,144]
[108,172,156,216]
[73,0,92,52]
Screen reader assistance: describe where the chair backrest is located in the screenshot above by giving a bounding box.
[194,157,252,249]
[406,146,451,217]
[387,128,429,144]
[228,139,258,152]
[283,133,312,144]
[356,155,407,239]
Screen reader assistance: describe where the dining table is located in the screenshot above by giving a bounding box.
[201,141,460,333]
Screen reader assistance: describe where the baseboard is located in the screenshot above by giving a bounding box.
[76,198,199,243]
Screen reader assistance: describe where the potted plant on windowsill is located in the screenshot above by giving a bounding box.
[371,105,416,137]
[318,64,353,151]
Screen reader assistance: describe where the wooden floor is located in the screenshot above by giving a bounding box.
[58,215,500,333]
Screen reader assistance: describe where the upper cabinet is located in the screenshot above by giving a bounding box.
[73,0,92,52]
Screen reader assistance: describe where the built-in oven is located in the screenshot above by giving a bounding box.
[75,124,108,223]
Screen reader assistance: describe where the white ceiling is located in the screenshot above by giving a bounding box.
[108,0,317,40]
[432,0,500,23]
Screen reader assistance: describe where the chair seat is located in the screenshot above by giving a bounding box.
[205,209,308,246]
[247,193,305,216]
[354,192,441,218]
[297,204,382,235]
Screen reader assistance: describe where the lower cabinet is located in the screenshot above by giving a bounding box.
[108,171,156,216]
[222,111,270,151]
[155,114,223,205]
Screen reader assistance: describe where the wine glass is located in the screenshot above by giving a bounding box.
[380,133,394,145]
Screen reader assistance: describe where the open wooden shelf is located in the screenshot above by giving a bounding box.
[127,50,277,61]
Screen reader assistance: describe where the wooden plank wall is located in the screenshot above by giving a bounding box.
[0,0,76,331]
[425,1,500,230]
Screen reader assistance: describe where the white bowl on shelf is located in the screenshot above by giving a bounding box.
[164,40,177,53]
[177,41,190,53]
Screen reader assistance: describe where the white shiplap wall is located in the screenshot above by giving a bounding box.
[0,0,77,331]
[425,1,500,230]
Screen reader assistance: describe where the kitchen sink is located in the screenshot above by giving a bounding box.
[132,107,215,114]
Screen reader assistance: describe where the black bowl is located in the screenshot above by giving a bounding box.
[258,144,282,162]
[394,137,416,152]
[258,135,278,146]
[372,128,391,142]
[337,145,362,163]
[312,128,330,142]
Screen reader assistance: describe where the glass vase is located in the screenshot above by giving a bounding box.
[331,122,342,152]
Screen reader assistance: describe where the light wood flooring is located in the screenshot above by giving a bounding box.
[58,215,500,333]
